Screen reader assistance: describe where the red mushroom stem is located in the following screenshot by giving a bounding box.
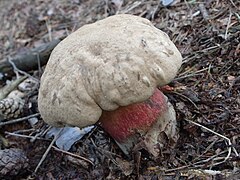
[99,88,177,156]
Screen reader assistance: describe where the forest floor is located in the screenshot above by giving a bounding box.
[0,0,239,179]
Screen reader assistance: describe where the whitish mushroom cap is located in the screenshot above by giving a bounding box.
[38,14,182,128]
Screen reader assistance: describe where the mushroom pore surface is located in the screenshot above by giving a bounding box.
[38,14,182,128]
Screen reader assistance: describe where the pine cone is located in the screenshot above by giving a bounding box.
[0,98,25,120]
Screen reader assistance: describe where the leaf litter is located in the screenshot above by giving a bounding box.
[0,0,239,179]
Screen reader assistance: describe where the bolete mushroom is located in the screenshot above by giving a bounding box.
[38,14,182,156]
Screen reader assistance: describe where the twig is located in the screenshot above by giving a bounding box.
[34,128,63,173]
[224,11,232,40]
[193,150,228,165]
[164,151,229,173]
[5,131,49,141]
[171,91,199,110]
[174,73,204,81]
[178,66,200,77]
[185,119,239,163]
[175,66,209,81]
[218,59,239,75]
[30,126,52,143]
[121,1,142,14]
[36,52,43,77]
[199,3,209,20]
[229,0,237,8]
[84,125,98,140]
[182,46,220,64]
[195,45,220,53]
[192,138,218,162]
[45,19,52,42]
[13,128,35,134]
[151,0,161,20]
[182,54,199,64]
[8,58,39,82]
[90,137,120,157]
[0,113,40,127]
[90,138,119,164]
[164,164,190,173]
[0,76,27,100]
[104,0,109,17]
[52,146,94,165]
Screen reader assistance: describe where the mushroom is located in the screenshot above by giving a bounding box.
[38,14,182,156]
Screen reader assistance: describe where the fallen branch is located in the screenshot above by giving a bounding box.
[0,76,27,100]
[52,146,94,165]
[5,131,49,141]
[34,128,63,173]
[0,39,61,75]
[0,113,40,127]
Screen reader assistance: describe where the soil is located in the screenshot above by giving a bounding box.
[0,0,239,179]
